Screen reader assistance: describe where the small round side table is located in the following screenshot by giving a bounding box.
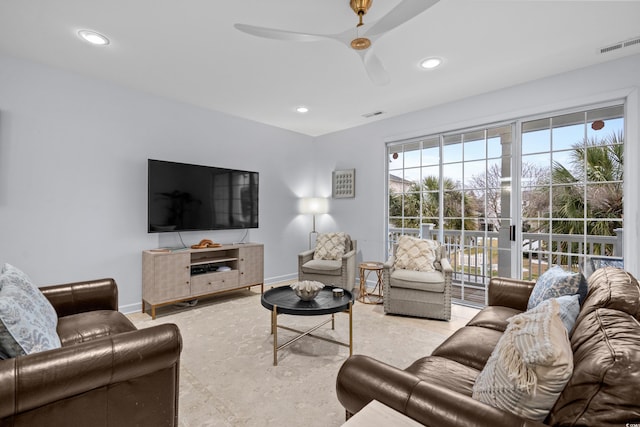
[358,262,384,304]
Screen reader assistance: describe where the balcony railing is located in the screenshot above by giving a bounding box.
[388,226,624,306]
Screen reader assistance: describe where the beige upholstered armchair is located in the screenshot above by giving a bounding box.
[298,232,357,291]
[383,235,452,320]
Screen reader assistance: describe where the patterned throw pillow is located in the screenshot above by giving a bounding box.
[313,232,348,260]
[0,264,61,359]
[393,235,439,272]
[554,294,580,334]
[472,299,574,421]
[527,265,588,310]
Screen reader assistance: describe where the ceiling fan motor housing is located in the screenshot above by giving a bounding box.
[350,0,373,16]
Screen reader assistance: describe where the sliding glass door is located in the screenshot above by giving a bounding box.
[519,104,625,280]
[387,102,625,307]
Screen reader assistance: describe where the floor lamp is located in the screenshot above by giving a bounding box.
[300,197,329,249]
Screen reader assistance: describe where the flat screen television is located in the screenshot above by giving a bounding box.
[147,159,259,233]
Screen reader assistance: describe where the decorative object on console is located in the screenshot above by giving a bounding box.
[299,197,329,249]
[332,169,355,198]
[191,239,221,249]
[290,280,325,301]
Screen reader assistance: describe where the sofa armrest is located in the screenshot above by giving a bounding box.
[488,277,536,311]
[337,355,545,427]
[40,278,119,317]
[0,323,181,419]
[405,380,546,427]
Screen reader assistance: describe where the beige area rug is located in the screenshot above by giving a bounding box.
[128,286,478,427]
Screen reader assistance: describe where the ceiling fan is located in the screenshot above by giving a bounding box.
[234,0,440,86]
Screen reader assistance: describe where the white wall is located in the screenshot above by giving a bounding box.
[2,52,638,313]
[0,54,315,312]
[314,53,640,278]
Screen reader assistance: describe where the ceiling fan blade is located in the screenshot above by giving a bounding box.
[234,23,329,42]
[358,48,390,86]
[364,0,440,37]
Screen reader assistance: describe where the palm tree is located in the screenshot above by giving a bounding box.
[389,176,479,230]
[550,130,623,256]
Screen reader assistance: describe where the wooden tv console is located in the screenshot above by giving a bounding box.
[142,243,264,319]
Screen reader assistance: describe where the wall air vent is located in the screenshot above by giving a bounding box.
[624,37,640,48]
[600,36,640,54]
[362,111,385,118]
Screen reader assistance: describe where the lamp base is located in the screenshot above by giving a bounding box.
[309,230,318,250]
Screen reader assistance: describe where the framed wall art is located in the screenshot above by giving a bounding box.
[332,169,355,198]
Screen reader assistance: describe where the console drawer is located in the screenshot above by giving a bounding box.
[190,271,239,295]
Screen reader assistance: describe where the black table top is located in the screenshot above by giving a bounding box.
[261,284,354,316]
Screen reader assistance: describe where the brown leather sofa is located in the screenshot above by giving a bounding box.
[336,267,640,426]
[0,278,182,427]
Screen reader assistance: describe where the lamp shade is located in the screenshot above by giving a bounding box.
[299,197,329,215]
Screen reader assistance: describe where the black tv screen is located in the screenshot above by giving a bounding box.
[148,159,259,233]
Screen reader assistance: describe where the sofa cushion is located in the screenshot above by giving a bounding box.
[579,267,640,320]
[548,307,640,426]
[472,298,573,422]
[405,355,480,396]
[432,326,504,371]
[394,236,439,272]
[390,269,444,292]
[313,232,348,260]
[57,310,137,346]
[466,306,522,333]
[0,264,61,358]
[301,259,342,276]
[527,265,588,310]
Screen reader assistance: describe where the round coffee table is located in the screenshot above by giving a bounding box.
[261,284,354,366]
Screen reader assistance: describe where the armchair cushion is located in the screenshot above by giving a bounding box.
[0,264,61,358]
[313,232,348,260]
[301,259,342,276]
[393,235,439,272]
[390,269,445,292]
[57,310,137,346]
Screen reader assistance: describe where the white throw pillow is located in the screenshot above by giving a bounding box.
[393,235,439,272]
[313,232,348,260]
[472,298,573,421]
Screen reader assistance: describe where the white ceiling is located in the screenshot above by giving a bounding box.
[1,0,639,137]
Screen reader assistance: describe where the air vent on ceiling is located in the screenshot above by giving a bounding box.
[362,111,385,118]
[600,36,640,54]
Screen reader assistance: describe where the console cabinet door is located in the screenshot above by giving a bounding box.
[153,253,191,302]
[239,245,264,286]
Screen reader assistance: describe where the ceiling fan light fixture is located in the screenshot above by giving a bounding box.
[420,57,442,70]
[351,37,371,50]
[77,30,110,46]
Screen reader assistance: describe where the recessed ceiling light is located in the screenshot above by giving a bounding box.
[419,57,442,70]
[78,30,110,46]
[296,106,309,114]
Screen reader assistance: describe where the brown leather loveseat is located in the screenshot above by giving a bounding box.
[0,278,182,427]
[336,267,640,426]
